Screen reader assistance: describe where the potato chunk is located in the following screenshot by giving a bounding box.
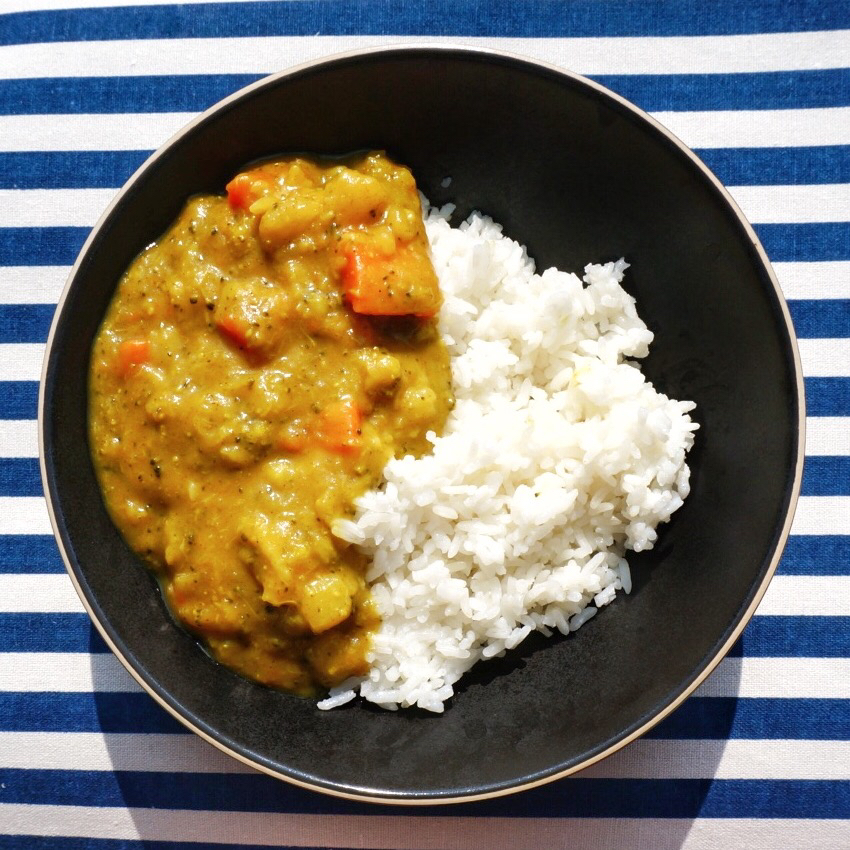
[298,570,357,633]
[323,169,388,227]
[257,190,325,249]
[356,348,402,397]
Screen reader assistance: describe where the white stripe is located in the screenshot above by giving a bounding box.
[0,732,248,773]
[2,332,844,386]
[0,732,846,781]
[3,651,846,698]
[30,413,845,463]
[579,740,850,781]
[773,261,850,300]
[0,419,37,457]
[654,106,850,149]
[755,575,850,616]
[727,184,850,225]
[3,106,850,154]
[1,568,846,615]
[798,338,850,377]
[0,497,52,535]
[694,656,850,699]
[0,652,142,692]
[7,183,849,228]
[0,573,83,612]
[791,496,850,535]
[0,113,195,152]
[0,343,44,381]
[0,266,69,305]
[0,806,848,850]
[806,416,850,455]
[0,188,116,228]
[1,30,848,76]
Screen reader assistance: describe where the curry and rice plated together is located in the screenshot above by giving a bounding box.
[89,151,698,712]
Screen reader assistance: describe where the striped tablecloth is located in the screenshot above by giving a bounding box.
[0,2,848,848]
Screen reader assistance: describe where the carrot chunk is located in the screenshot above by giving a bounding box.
[225,174,268,210]
[116,339,150,377]
[341,243,441,317]
[215,315,251,350]
[317,399,362,453]
[278,429,309,453]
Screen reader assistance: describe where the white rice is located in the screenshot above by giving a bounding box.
[323,208,698,713]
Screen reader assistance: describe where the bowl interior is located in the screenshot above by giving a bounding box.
[42,47,801,802]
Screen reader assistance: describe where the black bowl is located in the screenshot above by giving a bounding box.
[39,46,804,803]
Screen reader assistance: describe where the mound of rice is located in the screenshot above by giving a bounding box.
[327,208,698,713]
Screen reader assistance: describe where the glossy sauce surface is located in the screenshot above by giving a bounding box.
[89,153,452,695]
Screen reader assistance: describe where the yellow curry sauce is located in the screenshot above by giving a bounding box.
[89,153,452,696]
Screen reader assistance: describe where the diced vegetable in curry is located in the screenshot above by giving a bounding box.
[89,153,452,696]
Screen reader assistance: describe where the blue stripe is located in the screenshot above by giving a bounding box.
[730,617,850,658]
[779,535,850,575]
[696,145,850,186]
[19,454,847,499]
[0,151,148,190]
[0,535,829,575]
[0,612,844,657]
[0,769,847,817]
[3,69,849,116]
[4,223,846,267]
[2,0,848,43]
[0,533,843,578]
[1,298,846,347]
[0,692,184,734]
[0,74,261,116]
[4,147,848,191]
[789,300,850,339]
[806,377,850,416]
[0,458,41,497]
[0,228,88,267]
[755,223,850,263]
[648,698,850,740]
[0,304,54,344]
[802,457,850,496]
[0,382,37,419]
[0,613,108,653]
[4,691,843,740]
[5,300,849,346]
[594,69,850,112]
[0,535,64,574]
[6,301,846,343]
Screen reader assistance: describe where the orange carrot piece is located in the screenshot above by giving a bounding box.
[215,315,251,350]
[278,430,309,453]
[341,243,440,317]
[225,162,293,211]
[225,173,272,210]
[225,174,254,209]
[317,399,362,453]
[116,339,150,377]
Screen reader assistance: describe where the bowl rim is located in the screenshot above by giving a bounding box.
[38,42,807,805]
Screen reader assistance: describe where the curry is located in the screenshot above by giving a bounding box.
[89,152,452,695]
